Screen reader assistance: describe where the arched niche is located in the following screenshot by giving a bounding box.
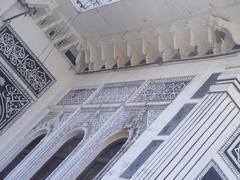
[0,130,47,179]
[76,129,129,180]
[31,129,85,180]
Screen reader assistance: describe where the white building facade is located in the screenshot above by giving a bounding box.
[0,0,240,179]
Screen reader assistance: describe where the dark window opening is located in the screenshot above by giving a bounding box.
[49,30,55,37]
[65,50,77,65]
[0,134,46,179]
[76,138,127,180]
[31,133,84,180]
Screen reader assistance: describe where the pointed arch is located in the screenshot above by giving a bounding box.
[31,129,85,180]
[0,130,47,178]
[76,129,129,180]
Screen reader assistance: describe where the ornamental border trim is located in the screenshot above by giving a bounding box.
[0,61,33,135]
[0,23,56,97]
[219,125,240,179]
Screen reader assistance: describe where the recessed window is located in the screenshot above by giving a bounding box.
[49,30,55,37]
[71,0,120,12]
[31,133,84,179]
[0,134,46,178]
[64,46,79,66]
[76,138,127,179]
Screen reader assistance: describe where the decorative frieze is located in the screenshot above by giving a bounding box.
[0,24,55,97]
[61,110,115,137]
[130,77,192,103]
[57,88,96,105]
[88,81,143,104]
[219,125,240,179]
[5,76,191,179]
[0,62,33,134]
[113,108,162,139]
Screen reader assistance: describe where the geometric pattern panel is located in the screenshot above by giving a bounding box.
[219,125,240,179]
[88,81,143,104]
[196,160,228,180]
[0,62,33,133]
[62,110,115,136]
[130,76,192,103]
[129,92,236,180]
[57,88,96,105]
[0,24,55,97]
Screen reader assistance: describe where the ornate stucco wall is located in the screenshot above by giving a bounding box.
[1,1,240,180]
